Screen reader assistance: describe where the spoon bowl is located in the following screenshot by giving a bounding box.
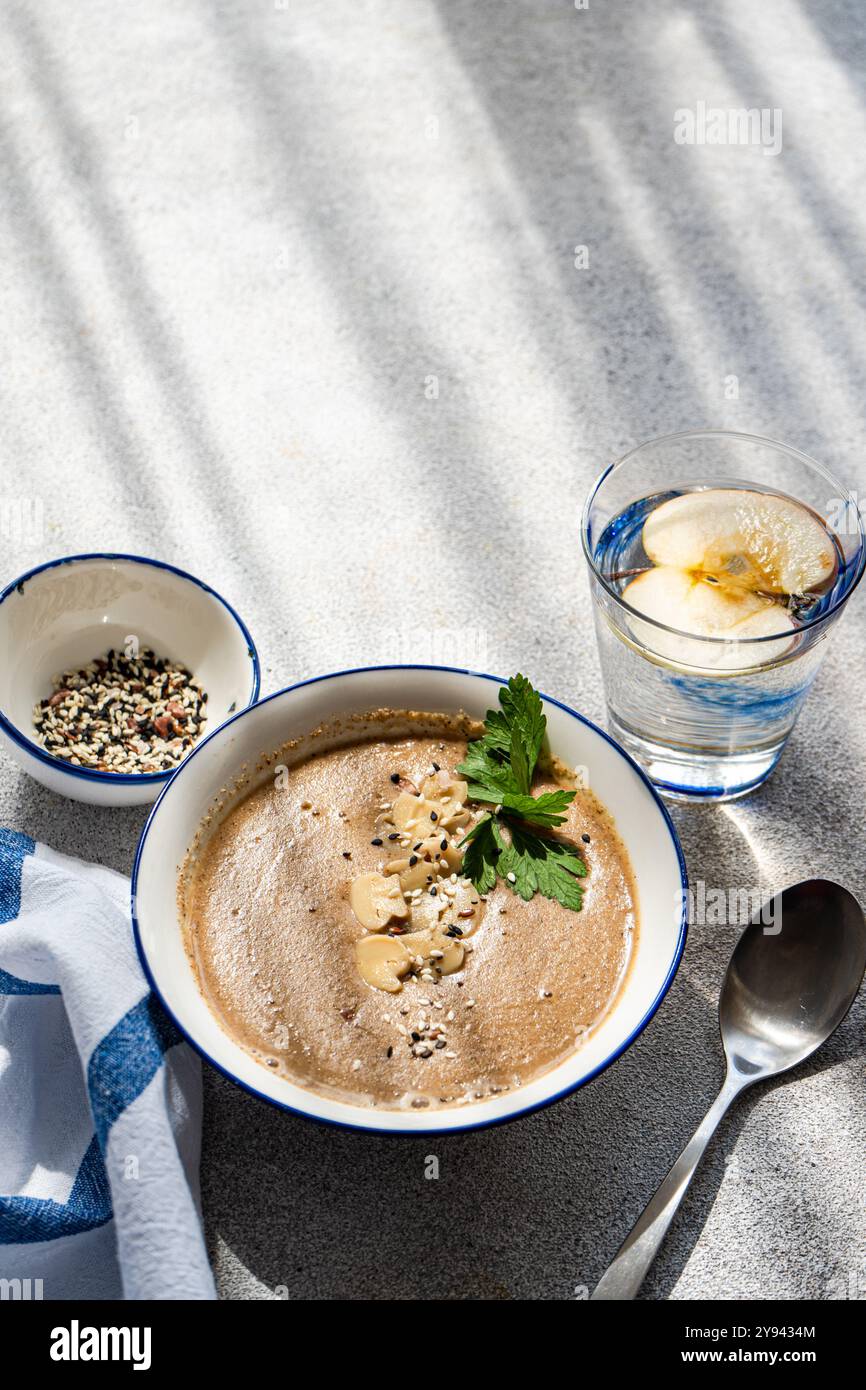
[721,879,866,1082]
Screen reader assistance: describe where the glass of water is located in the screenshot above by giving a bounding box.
[581,430,865,800]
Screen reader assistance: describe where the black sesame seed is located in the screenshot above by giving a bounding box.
[409,855,418,866]
[430,811,438,822]
[342,851,352,860]
[371,837,383,846]
[390,773,400,784]
[581,833,591,844]
[387,832,399,841]
[429,887,437,896]
[386,1046,393,1058]
[440,838,447,851]
[432,761,440,771]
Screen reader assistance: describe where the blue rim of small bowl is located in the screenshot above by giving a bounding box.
[131,664,689,1137]
[0,552,261,785]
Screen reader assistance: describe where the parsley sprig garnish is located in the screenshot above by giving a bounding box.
[457,675,586,911]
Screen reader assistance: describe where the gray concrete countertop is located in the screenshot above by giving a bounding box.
[2,0,864,1300]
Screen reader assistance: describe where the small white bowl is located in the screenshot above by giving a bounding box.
[133,665,687,1134]
[0,553,260,806]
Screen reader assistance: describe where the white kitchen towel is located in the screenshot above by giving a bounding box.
[0,829,215,1300]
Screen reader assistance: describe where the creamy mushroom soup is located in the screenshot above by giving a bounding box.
[179,710,639,1111]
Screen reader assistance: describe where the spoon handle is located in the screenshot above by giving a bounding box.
[591,1075,743,1300]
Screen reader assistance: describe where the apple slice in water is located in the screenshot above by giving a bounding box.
[642,489,837,596]
[623,566,796,669]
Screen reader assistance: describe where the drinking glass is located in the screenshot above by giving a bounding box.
[581,430,865,800]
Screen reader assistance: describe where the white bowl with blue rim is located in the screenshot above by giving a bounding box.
[0,554,260,807]
[133,665,687,1134]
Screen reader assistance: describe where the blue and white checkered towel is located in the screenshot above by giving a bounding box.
[0,830,215,1300]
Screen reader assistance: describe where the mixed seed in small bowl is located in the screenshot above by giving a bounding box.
[34,646,208,775]
[0,553,259,805]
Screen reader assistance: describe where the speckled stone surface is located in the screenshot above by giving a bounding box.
[1,0,865,1300]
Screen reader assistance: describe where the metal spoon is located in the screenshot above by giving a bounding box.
[591,878,866,1300]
